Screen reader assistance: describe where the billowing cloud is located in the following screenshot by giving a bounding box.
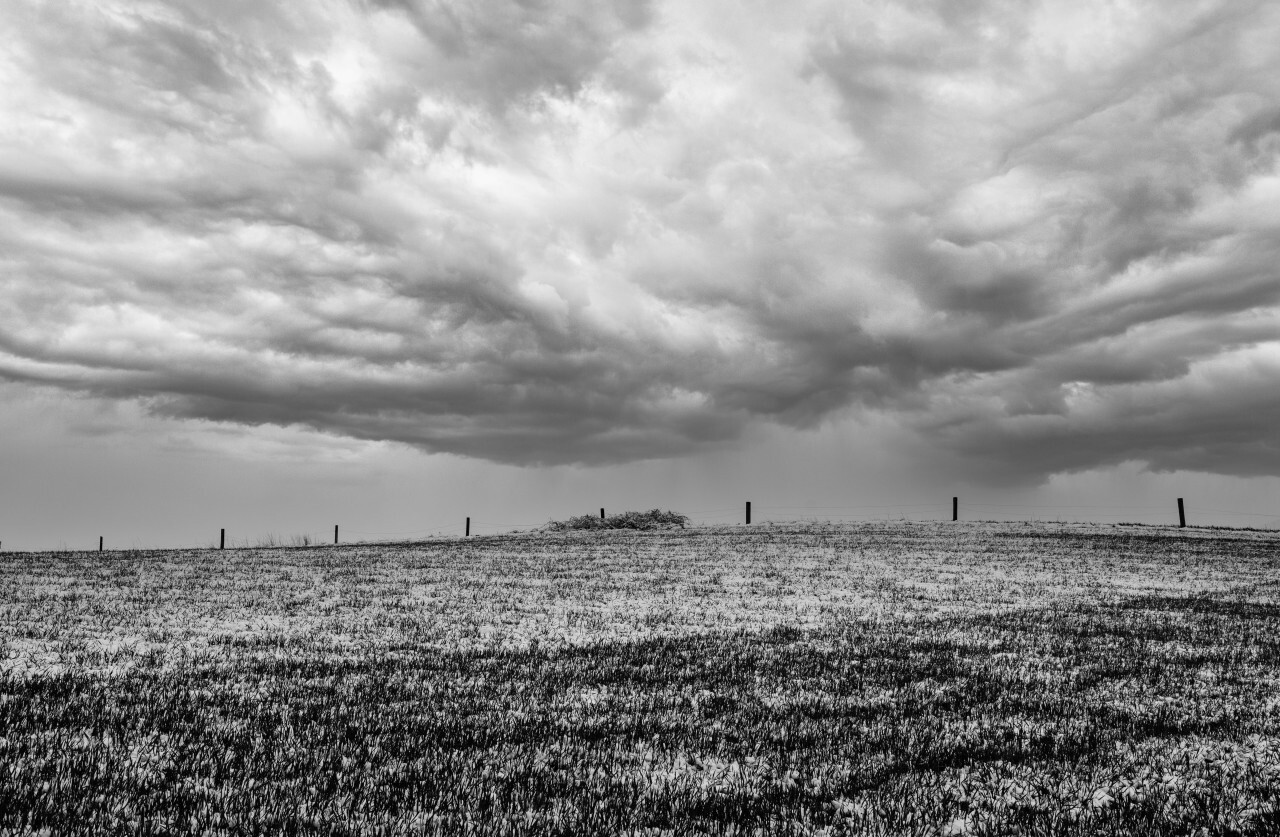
[0,0,1277,478]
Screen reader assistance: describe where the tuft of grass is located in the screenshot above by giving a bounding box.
[250,533,316,548]
[545,508,689,531]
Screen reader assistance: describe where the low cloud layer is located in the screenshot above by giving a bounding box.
[1,0,1277,478]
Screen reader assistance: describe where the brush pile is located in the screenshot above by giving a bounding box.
[545,508,689,531]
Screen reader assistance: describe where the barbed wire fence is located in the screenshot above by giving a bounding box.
[6,498,1277,554]
[245,498,1280,550]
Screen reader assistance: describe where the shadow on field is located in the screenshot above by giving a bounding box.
[1118,594,1280,621]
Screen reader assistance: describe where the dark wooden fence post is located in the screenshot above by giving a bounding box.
[99,536,103,552]
[466,517,471,537]
[746,501,751,525]
[220,528,225,550]
[953,497,958,521]
[600,508,605,519]
[1178,498,1186,528]
[334,525,339,545]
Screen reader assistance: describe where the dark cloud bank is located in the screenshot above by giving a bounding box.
[0,0,1277,481]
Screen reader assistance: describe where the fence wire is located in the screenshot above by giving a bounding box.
[17,499,1274,553]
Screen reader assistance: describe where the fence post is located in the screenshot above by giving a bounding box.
[466,517,471,537]
[953,497,958,521]
[1178,498,1186,528]
[746,501,751,525]
[99,536,103,552]
[600,508,605,520]
[334,524,339,545]
[220,528,225,550]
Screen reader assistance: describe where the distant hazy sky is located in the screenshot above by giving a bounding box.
[2,0,1278,550]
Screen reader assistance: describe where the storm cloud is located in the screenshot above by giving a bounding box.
[1,0,1277,478]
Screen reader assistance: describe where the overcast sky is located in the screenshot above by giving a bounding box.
[2,0,1278,550]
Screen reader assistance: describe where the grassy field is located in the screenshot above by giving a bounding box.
[2,521,1279,835]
